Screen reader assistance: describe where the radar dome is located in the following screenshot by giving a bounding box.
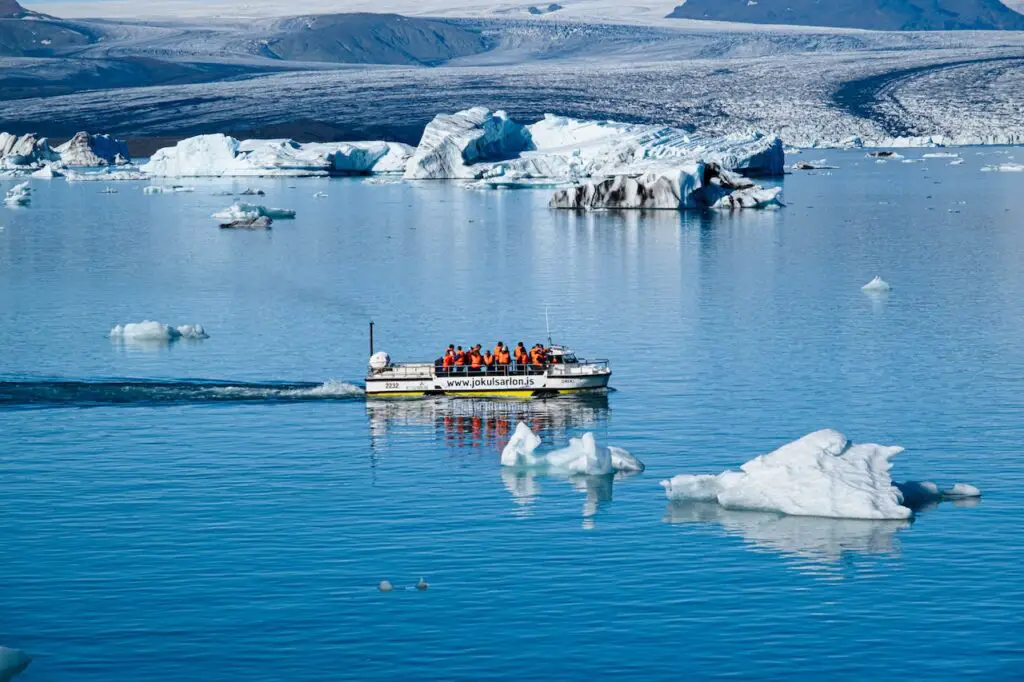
[369,351,391,371]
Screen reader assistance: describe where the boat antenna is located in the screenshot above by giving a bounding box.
[369,320,374,357]
[545,307,552,346]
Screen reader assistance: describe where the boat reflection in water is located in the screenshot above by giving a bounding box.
[663,501,910,578]
[366,392,610,452]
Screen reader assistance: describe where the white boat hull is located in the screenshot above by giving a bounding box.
[365,366,611,398]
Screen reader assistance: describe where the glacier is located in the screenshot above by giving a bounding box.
[501,421,644,475]
[660,429,980,520]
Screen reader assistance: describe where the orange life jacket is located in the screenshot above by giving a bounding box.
[470,352,482,368]
[483,353,494,367]
[443,353,454,368]
[530,348,542,366]
[515,347,527,363]
[498,349,511,364]
[493,345,504,360]
[455,351,465,366]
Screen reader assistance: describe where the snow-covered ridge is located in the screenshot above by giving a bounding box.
[661,429,980,520]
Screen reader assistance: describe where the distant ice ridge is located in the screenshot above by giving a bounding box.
[550,164,782,211]
[109,321,209,342]
[141,134,413,177]
[211,203,295,220]
[982,163,1024,172]
[404,108,784,181]
[501,421,644,475]
[661,429,980,520]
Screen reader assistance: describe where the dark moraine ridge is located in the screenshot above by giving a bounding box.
[668,0,1024,30]
[260,13,495,65]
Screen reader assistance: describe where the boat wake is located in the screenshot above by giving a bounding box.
[0,378,364,409]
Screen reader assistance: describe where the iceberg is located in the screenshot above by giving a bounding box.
[861,275,892,292]
[501,421,644,475]
[142,134,331,177]
[549,163,782,211]
[56,131,131,167]
[3,182,31,206]
[404,107,531,180]
[64,169,148,182]
[0,132,59,169]
[661,429,981,520]
[30,164,62,179]
[303,141,414,174]
[220,216,272,229]
[211,203,295,221]
[0,646,31,682]
[143,185,194,194]
[109,320,208,342]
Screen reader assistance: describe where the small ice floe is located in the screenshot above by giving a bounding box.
[784,147,802,155]
[109,320,209,343]
[239,188,265,196]
[861,276,891,293]
[100,186,118,194]
[143,185,195,194]
[501,422,644,475]
[416,577,429,591]
[981,163,1024,173]
[31,163,63,179]
[791,160,838,171]
[3,182,31,206]
[922,152,960,159]
[867,151,903,159]
[378,580,394,592]
[0,646,31,681]
[949,159,965,166]
[211,202,295,221]
[220,216,272,229]
[312,191,328,198]
[901,158,921,164]
[661,429,982,520]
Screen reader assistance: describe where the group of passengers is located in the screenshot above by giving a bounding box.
[436,342,556,374]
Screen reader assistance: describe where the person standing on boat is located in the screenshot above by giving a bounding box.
[514,342,528,372]
[469,345,483,373]
[483,349,495,373]
[454,346,466,373]
[442,346,455,375]
[494,342,510,371]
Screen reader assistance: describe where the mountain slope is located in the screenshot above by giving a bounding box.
[668,0,1024,30]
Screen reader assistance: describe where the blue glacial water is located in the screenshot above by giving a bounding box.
[1,149,1024,680]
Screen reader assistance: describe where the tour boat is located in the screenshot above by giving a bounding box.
[363,324,611,398]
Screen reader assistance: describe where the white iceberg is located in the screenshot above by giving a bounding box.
[922,152,960,159]
[501,421,644,475]
[661,429,981,520]
[142,134,330,177]
[143,185,194,194]
[211,202,295,221]
[303,141,414,174]
[0,646,31,682]
[64,169,148,182]
[861,275,892,292]
[549,163,782,211]
[404,107,531,180]
[661,429,911,520]
[31,164,62,179]
[0,132,59,169]
[56,131,131,167]
[3,182,31,206]
[109,320,209,342]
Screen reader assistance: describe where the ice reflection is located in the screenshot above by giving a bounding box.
[366,393,609,452]
[501,468,641,529]
[664,501,910,576]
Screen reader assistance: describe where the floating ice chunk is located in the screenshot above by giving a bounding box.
[220,217,272,229]
[661,429,911,520]
[500,422,643,474]
[922,152,960,159]
[56,131,131,167]
[303,141,414,174]
[0,132,59,169]
[0,646,31,681]
[100,187,118,194]
[143,185,194,194]
[142,134,333,177]
[416,577,429,591]
[64,169,148,182]
[378,580,393,592]
[3,182,30,206]
[211,203,295,221]
[950,159,965,166]
[404,107,531,180]
[866,151,903,159]
[944,483,981,498]
[982,163,1024,172]
[31,163,62,179]
[861,276,891,292]
[895,480,982,507]
[109,321,208,342]
[313,191,328,198]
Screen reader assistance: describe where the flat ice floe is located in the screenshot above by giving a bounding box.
[211,203,295,221]
[501,421,644,475]
[661,429,980,520]
[981,163,1024,172]
[109,321,208,342]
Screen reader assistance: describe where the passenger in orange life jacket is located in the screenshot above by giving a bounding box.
[514,342,528,368]
[482,350,495,371]
[442,345,455,373]
[454,346,466,371]
[469,345,483,371]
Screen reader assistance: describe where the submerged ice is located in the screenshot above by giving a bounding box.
[501,421,644,475]
[661,429,980,520]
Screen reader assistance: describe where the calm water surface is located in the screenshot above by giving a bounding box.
[2,150,1023,680]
